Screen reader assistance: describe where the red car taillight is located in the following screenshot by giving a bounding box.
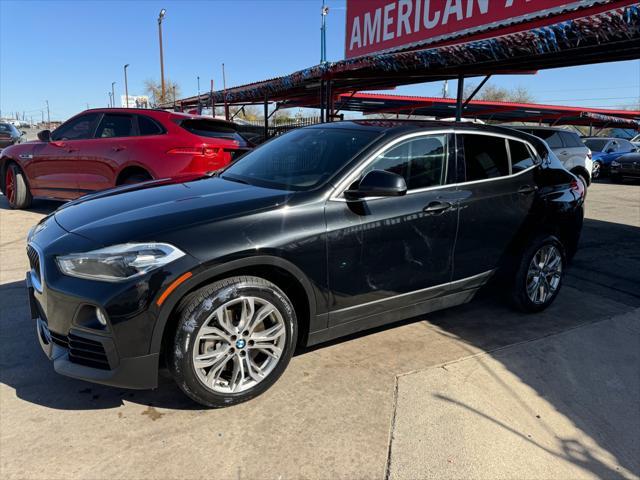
[570,179,585,198]
[167,146,220,157]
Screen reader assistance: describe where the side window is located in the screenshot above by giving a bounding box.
[607,141,619,153]
[461,134,510,181]
[618,140,634,152]
[509,140,536,173]
[51,113,99,141]
[535,130,563,149]
[364,135,448,190]
[559,132,582,148]
[138,115,164,136]
[95,114,134,138]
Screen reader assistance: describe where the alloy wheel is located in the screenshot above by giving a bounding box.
[5,168,15,205]
[592,161,601,179]
[192,296,286,394]
[526,244,563,305]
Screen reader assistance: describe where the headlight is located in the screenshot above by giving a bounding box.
[56,243,185,282]
[611,160,620,167]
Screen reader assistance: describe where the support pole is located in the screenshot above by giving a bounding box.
[326,80,333,122]
[264,97,269,141]
[455,75,465,122]
[320,80,325,123]
[462,75,491,110]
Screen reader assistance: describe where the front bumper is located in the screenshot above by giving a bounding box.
[27,273,159,389]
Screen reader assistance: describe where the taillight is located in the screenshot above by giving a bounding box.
[167,146,220,157]
[570,179,585,198]
[587,152,592,160]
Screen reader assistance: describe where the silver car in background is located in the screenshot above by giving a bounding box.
[506,126,592,188]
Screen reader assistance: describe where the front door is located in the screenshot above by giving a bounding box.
[32,112,101,198]
[325,133,459,326]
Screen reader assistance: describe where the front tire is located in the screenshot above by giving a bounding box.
[168,276,298,408]
[511,235,566,313]
[4,164,32,209]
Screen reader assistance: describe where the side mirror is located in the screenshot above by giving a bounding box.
[37,130,51,142]
[345,170,407,200]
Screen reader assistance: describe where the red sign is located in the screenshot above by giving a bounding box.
[346,0,596,58]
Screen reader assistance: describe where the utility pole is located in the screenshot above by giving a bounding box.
[222,63,229,120]
[197,75,201,113]
[108,92,113,108]
[46,100,50,129]
[111,82,116,107]
[211,79,215,118]
[158,9,167,103]
[320,1,329,63]
[124,64,130,108]
[442,80,449,98]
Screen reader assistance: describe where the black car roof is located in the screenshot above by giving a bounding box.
[308,119,548,152]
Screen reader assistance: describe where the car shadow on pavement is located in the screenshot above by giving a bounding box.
[0,195,62,213]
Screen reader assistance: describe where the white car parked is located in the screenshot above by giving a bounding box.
[506,126,592,188]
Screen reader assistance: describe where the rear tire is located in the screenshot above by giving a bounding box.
[168,276,298,408]
[119,171,152,185]
[511,235,566,313]
[4,164,32,209]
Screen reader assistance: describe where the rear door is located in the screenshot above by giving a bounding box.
[325,132,460,326]
[452,132,538,281]
[558,131,588,169]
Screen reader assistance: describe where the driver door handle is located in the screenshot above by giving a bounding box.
[423,201,452,214]
[518,185,537,195]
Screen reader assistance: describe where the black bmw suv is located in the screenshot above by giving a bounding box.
[26,121,584,407]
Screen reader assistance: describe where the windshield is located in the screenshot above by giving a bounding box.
[221,127,380,191]
[584,139,609,152]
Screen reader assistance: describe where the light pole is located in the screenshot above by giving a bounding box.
[108,92,112,108]
[158,8,167,103]
[124,64,130,108]
[320,1,329,63]
[111,82,116,108]
[197,75,200,113]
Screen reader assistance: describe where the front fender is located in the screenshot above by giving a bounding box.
[148,255,319,355]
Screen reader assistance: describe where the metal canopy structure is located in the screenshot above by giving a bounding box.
[299,92,640,129]
[169,2,640,138]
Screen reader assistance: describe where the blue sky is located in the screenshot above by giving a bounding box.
[1,0,638,121]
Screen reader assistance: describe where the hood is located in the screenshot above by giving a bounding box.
[54,176,291,248]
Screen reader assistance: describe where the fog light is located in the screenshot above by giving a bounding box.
[95,307,108,326]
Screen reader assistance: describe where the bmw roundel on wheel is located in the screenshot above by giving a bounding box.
[25,121,584,407]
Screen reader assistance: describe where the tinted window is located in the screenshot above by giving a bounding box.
[138,115,164,135]
[180,119,246,142]
[95,114,134,138]
[584,139,608,152]
[529,129,563,149]
[51,113,99,141]
[559,131,583,148]
[461,134,510,181]
[617,139,635,152]
[222,128,379,191]
[509,140,536,173]
[364,135,447,190]
[0,124,13,134]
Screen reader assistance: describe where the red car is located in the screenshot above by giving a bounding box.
[0,108,253,209]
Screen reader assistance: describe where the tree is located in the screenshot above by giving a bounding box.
[144,79,181,105]
[463,82,535,103]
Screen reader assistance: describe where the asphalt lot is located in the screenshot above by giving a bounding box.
[1,180,639,479]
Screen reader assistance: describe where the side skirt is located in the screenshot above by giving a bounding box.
[306,287,479,347]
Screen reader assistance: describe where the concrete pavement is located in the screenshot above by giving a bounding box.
[1,180,638,479]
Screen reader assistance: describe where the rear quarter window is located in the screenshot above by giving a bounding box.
[138,115,165,135]
[179,119,246,142]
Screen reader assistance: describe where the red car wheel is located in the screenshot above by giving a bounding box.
[5,167,16,205]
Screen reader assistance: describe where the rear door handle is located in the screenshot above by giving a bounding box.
[423,201,452,214]
[518,185,537,195]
